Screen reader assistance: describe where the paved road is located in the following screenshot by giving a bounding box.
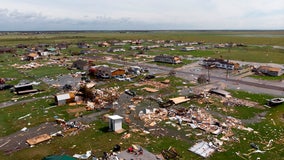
[0,96,51,109]
[105,59,284,94]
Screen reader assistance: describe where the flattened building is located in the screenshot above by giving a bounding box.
[154,55,182,64]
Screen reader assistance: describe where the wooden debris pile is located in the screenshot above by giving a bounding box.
[138,108,168,127]
[87,87,120,110]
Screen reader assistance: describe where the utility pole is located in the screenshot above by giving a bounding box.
[207,66,210,82]
[226,67,229,80]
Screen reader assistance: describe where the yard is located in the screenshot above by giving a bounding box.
[0,31,284,160]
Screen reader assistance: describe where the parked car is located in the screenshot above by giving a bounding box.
[125,89,136,96]
[145,74,155,79]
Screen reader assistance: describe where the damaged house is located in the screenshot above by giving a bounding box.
[0,47,15,54]
[154,55,182,64]
[56,43,69,50]
[72,60,89,70]
[77,42,90,49]
[89,65,125,79]
[202,59,240,70]
[163,43,175,48]
[16,44,29,49]
[13,83,38,95]
[181,46,196,51]
[98,42,111,47]
[255,66,283,76]
[26,52,40,61]
[130,45,144,50]
[41,48,59,56]
[107,47,126,53]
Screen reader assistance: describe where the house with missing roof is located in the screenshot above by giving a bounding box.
[202,58,240,70]
[89,65,125,79]
[256,66,283,76]
[154,55,182,64]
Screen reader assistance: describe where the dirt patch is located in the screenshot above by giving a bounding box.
[67,107,86,114]
[137,80,169,89]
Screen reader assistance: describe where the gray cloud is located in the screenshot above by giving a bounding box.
[0,8,184,31]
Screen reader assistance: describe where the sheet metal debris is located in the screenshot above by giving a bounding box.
[73,150,92,159]
[189,141,216,158]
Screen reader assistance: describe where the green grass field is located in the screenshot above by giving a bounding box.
[0,31,284,160]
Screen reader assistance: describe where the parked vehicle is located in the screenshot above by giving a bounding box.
[125,89,136,96]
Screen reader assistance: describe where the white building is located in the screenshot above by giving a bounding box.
[108,115,123,132]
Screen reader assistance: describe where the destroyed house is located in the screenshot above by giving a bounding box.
[256,66,283,76]
[55,92,75,106]
[72,60,89,70]
[41,48,59,56]
[202,59,239,70]
[163,43,175,47]
[37,44,50,48]
[0,47,15,54]
[112,42,126,46]
[111,68,126,77]
[13,83,38,95]
[107,47,126,53]
[127,66,142,75]
[56,43,69,50]
[16,44,28,48]
[130,45,143,50]
[89,66,112,78]
[146,45,160,49]
[77,42,90,48]
[181,46,195,51]
[27,52,40,60]
[89,66,125,78]
[154,55,182,64]
[98,42,110,47]
[176,42,188,46]
[79,49,99,55]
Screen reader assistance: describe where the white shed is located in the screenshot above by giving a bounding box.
[108,115,123,132]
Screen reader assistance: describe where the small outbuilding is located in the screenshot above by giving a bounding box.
[108,115,123,132]
[55,92,75,106]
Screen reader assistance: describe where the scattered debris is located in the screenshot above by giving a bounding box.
[26,134,52,145]
[20,127,28,132]
[162,146,181,159]
[266,97,284,106]
[73,150,92,159]
[143,87,159,93]
[189,141,216,158]
[18,113,31,120]
[169,96,190,104]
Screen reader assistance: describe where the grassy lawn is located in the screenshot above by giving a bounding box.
[250,74,284,81]
[229,90,274,104]
[1,31,284,160]
[210,46,284,64]
[23,65,74,79]
[0,98,87,137]
[0,76,283,159]
[211,102,284,160]
[209,91,284,160]
[0,118,201,160]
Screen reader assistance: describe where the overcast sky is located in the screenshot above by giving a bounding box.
[0,0,283,31]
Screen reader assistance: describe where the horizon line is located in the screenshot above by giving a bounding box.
[0,29,284,33]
